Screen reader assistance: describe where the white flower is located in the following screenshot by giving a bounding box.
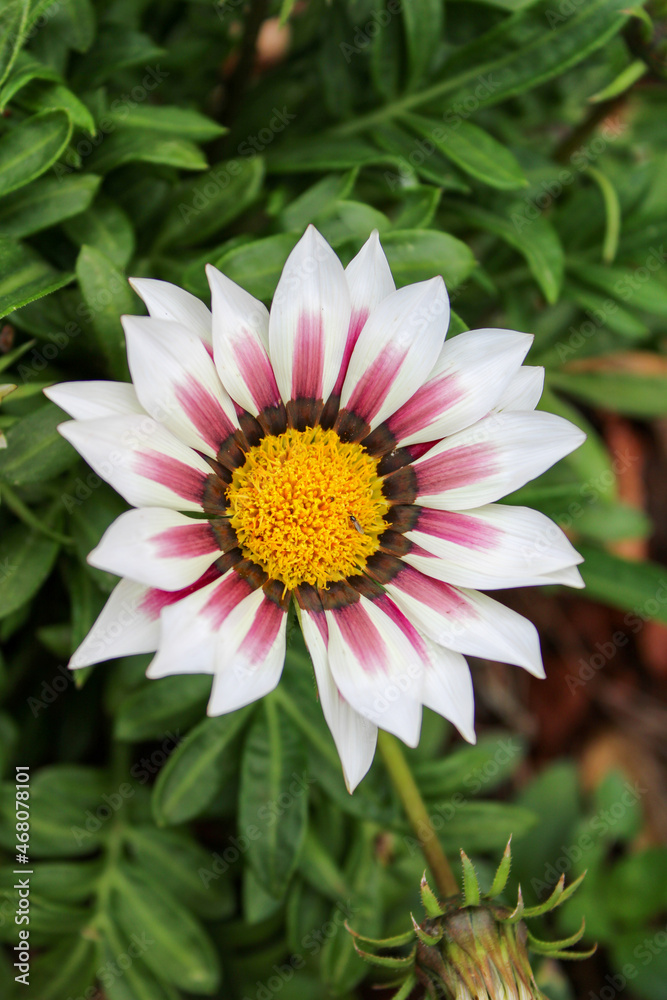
[45,227,585,791]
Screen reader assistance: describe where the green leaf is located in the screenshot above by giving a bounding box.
[455,202,564,303]
[0,0,30,93]
[403,113,528,190]
[392,186,442,229]
[0,52,62,109]
[431,802,537,853]
[72,27,166,89]
[413,734,526,800]
[0,173,100,238]
[107,104,226,141]
[31,859,102,901]
[28,936,97,1000]
[564,278,648,340]
[239,700,309,898]
[268,136,399,172]
[156,156,265,248]
[54,0,96,52]
[569,258,667,317]
[75,245,134,377]
[577,545,667,625]
[85,128,207,175]
[63,197,135,270]
[372,121,471,191]
[152,705,254,825]
[382,229,476,290]
[278,171,357,232]
[100,919,181,1000]
[317,200,391,247]
[197,232,300,302]
[69,484,128,592]
[124,826,235,920]
[402,0,443,90]
[18,80,96,135]
[0,402,79,485]
[549,368,667,418]
[0,236,74,317]
[114,675,212,742]
[111,863,221,994]
[0,109,72,197]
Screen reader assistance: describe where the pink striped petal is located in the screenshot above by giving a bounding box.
[338,277,449,435]
[88,508,227,591]
[380,562,544,676]
[331,230,396,397]
[129,277,213,345]
[402,503,583,589]
[122,316,239,459]
[269,226,351,412]
[207,265,284,419]
[69,579,159,668]
[324,592,424,746]
[44,381,144,420]
[404,411,586,510]
[59,414,214,511]
[299,601,378,792]
[384,329,532,447]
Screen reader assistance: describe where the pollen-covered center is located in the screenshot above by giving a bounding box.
[226,426,390,590]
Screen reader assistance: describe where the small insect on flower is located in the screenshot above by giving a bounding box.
[349,514,364,534]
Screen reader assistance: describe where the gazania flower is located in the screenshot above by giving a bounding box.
[45,227,584,791]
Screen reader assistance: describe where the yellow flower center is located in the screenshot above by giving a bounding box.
[226,426,389,590]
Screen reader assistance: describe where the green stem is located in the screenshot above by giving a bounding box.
[378,731,459,899]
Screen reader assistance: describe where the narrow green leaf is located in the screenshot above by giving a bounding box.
[86,129,207,175]
[587,166,621,263]
[549,368,667,418]
[402,0,443,90]
[202,232,300,302]
[0,173,100,238]
[0,109,72,197]
[0,525,59,619]
[372,121,471,191]
[18,80,95,135]
[111,864,221,994]
[63,197,135,270]
[75,245,134,378]
[0,0,30,93]
[403,113,528,190]
[0,236,74,317]
[100,918,181,1000]
[152,705,254,825]
[0,52,61,109]
[54,0,96,52]
[455,202,563,303]
[114,675,212,742]
[268,136,399,172]
[569,257,667,317]
[71,26,166,89]
[0,402,79,485]
[239,700,309,898]
[28,935,96,1000]
[590,58,647,102]
[382,229,476,290]
[107,104,226,141]
[577,545,667,625]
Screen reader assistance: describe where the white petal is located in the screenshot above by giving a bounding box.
[403,503,583,589]
[408,411,586,510]
[300,607,378,792]
[128,277,213,345]
[44,381,144,420]
[421,640,476,744]
[59,414,213,511]
[541,564,585,588]
[494,366,544,412]
[269,225,351,404]
[69,578,159,668]
[207,265,282,417]
[325,594,424,747]
[122,316,238,458]
[384,329,532,446]
[383,565,544,677]
[88,508,223,591]
[338,277,449,432]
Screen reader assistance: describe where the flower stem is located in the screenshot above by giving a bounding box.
[377,731,459,899]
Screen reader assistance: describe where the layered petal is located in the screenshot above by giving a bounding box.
[129,277,213,345]
[59,413,215,511]
[384,411,586,510]
[122,316,239,460]
[69,578,159,668]
[494,365,544,412]
[207,265,283,419]
[88,507,229,591]
[44,381,144,420]
[299,602,378,792]
[382,329,532,447]
[337,277,449,436]
[269,225,351,412]
[421,639,476,744]
[395,503,583,590]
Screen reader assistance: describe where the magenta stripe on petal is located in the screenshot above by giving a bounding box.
[416,509,500,551]
[415,443,495,496]
[394,566,471,617]
[136,451,208,504]
[345,344,408,424]
[152,522,219,559]
[175,375,235,452]
[203,571,255,629]
[140,565,221,619]
[333,603,388,674]
[386,376,463,442]
[291,313,325,400]
[332,308,369,396]
[373,593,428,656]
[233,336,282,411]
[238,597,284,662]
